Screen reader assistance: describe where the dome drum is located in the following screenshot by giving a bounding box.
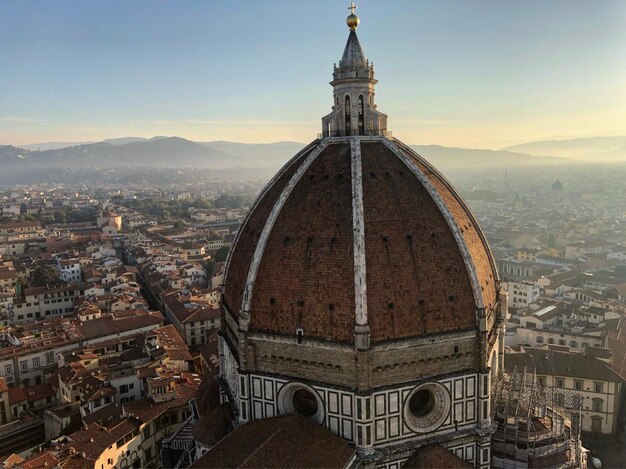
[278,382,325,424]
[236,326,482,391]
[404,382,451,433]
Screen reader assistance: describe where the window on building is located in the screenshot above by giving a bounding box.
[536,336,544,343]
[555,378,564,388]
[574,380,583,391]
[591,416,603,433]
[594,382,604,393]
[537,376,546,387]
[5,365,12,375]
[32,358,40,368]
[592,398,604,412]
[20,361,27,372]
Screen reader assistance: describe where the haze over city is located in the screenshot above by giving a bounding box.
[2,0,625,149]
[2,2,626,468]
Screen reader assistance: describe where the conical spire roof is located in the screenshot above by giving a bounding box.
[339,30,367,70]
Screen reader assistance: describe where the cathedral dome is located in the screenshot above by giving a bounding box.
[551,179,564,192]
[214,9,506,465]
[223,137,499,345]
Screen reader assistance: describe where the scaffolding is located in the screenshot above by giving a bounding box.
[491,367,584,469]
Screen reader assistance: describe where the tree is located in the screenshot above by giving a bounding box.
[173,220,186,229]
[213,194,249,209]
[53,210,67,224]
[204,260,217,279]
[214,246,230,263]
[30,266,65,288]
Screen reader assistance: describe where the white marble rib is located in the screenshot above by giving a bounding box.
[350,137,368,326]
[382,138,485,310]
[240,139,330,316]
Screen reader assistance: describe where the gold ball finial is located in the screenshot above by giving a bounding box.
[347,2,359,31]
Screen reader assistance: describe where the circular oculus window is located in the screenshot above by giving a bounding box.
[403,382,450,433]
[278,382,324,424]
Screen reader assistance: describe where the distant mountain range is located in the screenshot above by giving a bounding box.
[2,136,572,168]
[503,136,626,162]
[408,145,566,171]
[3,137,306,170]
[20,136,168,151]
[3,134,624,184]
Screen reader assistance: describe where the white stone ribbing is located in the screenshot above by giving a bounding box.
[382,138,485,310]
[393,139,500,286]
[350,137,368,326]
[240,139,330,316]
[222,140,319,290]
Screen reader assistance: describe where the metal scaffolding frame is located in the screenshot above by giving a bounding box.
[491,367,583,468]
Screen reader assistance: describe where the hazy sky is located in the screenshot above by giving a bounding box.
[1,0,625,148]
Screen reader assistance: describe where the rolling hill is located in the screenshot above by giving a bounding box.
[503,136,626,162]
[0,136,578,184]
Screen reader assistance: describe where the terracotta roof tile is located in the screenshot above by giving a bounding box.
[249,143,355,342]
[7,386,27,405]
[506,348,624,382]
[403,444,472,468]
[223,139,499,344]
[24,383,56,403]
[191,404,233,447]
[191,414,355,469]
[1,453,24,468]
[223,144,316,318]
[20,452,59,469]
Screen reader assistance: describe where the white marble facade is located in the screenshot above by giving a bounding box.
[220,336,495,468]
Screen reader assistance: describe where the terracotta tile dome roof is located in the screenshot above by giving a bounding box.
[223,137,499,344]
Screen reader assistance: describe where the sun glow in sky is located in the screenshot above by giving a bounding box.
[1,0,625,148]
